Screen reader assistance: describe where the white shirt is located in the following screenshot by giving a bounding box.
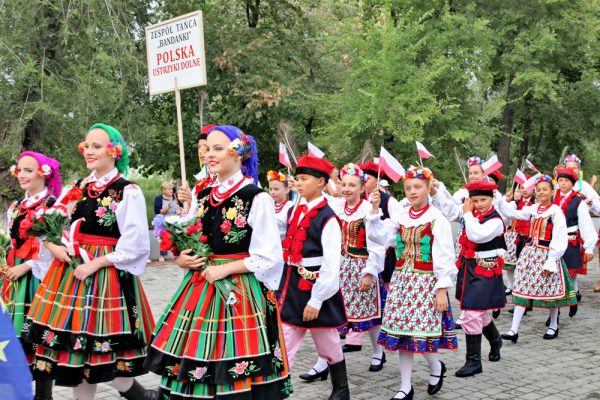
[187,170,284,290]
[326,196,385,278]
[6,187,53,280]
[274,199,294,240]
[463,210,506,257]
[555,190,598,254]
[57,168,151,276]
[496,200,568,272]
[576,180,600,216]
[366,202,457,292]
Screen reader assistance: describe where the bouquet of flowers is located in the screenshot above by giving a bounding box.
[20,206,68,246]
[158,214,241,305]
[0,229,10,266]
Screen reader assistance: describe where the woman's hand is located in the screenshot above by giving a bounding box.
[303,305,319,322]
[201,264,232,283]
[174,249,206,270]
[178,185,192,203]
[504,190,513,202]
[359,274,374,292]
[434,289,448,313]
[73,262,100,281]
[584,253,594,262]
[5,263,31,281]
[45,242,71,264]
[370,189,381,214]
[429,179,440,196]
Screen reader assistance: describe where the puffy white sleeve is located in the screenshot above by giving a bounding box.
[365,198,403,248]
[275,202,293,241]
[105,185,150,276]
[308,217,342,310]
[245,192,284,291]
[577,201,598,254]
[362,203,385,277]
[322,192,345,215]
[6,202,16,231]
[463,213,505,243]
[580,181,600,216]
[431,214,457,291]
[25,242,54,280]
[496,198,532,221]
[431,191,463,223]
[544,209,568,273]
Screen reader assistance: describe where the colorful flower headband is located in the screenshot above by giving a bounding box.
[536,174,556,186]
[340,163,367,182]
[10,164,53,178]
[78,140,123,160]
[227,133,254,161]
[467,156,482,166]
[563,154,581,164]
[403,165,434,181]
[267,170,287,182]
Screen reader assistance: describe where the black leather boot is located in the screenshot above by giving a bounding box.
[482,321,502,362]
[34,380,53,400]
[328,359,350,400]
[119,379,160,400]
[455,334,483,377]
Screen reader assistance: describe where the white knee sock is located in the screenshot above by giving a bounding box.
[73,382,97,400]
[369,326,383,363]
[107,377,134,392]
[396,352,414,398]
[547,309,559,332]
[310,357,328,374]
[423,353,442,385]
[573,275,579,292]
[509,306,526,334]
[506,270,514,290]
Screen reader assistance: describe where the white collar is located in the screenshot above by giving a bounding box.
[559,190,573,198]
[215,170,245,192]
[302,195,325,211]
[23,187,49,207]
[88,168,119,186]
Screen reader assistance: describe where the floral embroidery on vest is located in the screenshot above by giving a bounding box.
[219,196,249,244]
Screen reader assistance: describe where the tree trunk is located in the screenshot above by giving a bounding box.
[497,76,515,192]
[246,0,260,28]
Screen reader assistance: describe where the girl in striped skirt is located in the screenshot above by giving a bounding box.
[1,151,61,400]
[144,125,291,399]
[24,124,157,400]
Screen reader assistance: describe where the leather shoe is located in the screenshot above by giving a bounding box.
[341,344,362,353]
[390,386,413,400]
[492,309,501,319]
[500,330,518,343]
[369,352,386,372]
[299,367,329,382]
[543,327,559,340]
[427,361,446,395]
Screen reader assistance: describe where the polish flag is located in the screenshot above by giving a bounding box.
[279,142,292,168]
[523,173,541,191]
[379,147,405,183]
[416,141,433,159]
[514,169,527,186]
[482,155,502,175]
[307,142,325,158]
[525,159,539,172]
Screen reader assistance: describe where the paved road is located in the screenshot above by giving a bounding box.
[53,259,600,399]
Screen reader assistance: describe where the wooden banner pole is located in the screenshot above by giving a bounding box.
[175,77,187,185]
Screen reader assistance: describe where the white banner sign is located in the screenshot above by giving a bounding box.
[145,11,207,95]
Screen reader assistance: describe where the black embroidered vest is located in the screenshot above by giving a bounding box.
[10,196,56,249]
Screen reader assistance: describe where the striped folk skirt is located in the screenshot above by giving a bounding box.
[0,256,40,363]
[24,243,155,386]
[144,257,291,399]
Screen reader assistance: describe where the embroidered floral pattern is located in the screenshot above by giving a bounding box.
[219,197,249,244]
[41,330,59,347]
[272,347,284,368]
[228,360,260,378]
[116,360,134,372]
[513,246,565,298]
[96,193,119,227]
[166,363,181,377]
[73,336,87,351]
[93,340,112,353]
[35,360,52,373]
[188,366,209,382]
[340,256,381,323]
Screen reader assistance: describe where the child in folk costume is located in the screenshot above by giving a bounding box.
[145,126,291,399]
[452,181,506,377]
[277,155,350,400]
[1,152,61,400]
[553,167,597,317]
[24,124,157,400]
[194,123,218,191]
[368,166,458,400]
[267,170,294,240]
[497,175,577,342]
[502,181,535,296]
[301,163,386,381]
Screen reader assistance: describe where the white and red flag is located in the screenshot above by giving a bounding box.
[525,159,539,172]
[523,173,541,192]
[482,155,502,175]
[514,169,527,186]
[379,147,405,183]
[415,141,433,159]
[279,142,292,168]
[307,142,325,158]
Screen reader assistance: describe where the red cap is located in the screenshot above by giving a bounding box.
[198,124,218,140]
[555,167,577,184]
[465,180,497,197]
[359,162,379,176]
[489,170,504,183]
[296,155,335,181]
